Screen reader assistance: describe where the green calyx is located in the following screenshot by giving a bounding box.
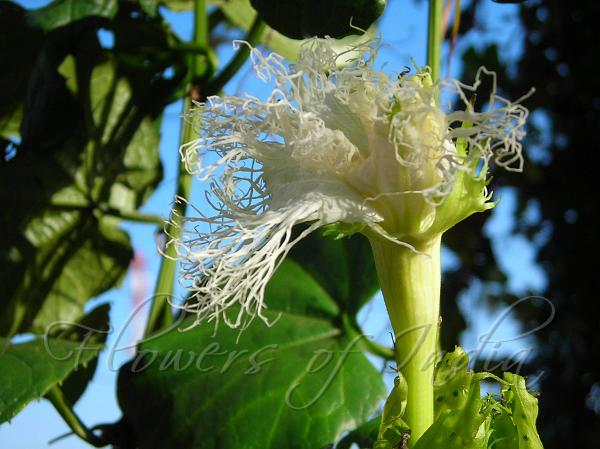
[322,221,367,240]
[426,131,496,237]
[426,162,495,237]
[369,73,496,244]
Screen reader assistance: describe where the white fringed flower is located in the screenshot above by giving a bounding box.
[173,40,530,329]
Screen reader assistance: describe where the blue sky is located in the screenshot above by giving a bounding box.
[1,1,545,447]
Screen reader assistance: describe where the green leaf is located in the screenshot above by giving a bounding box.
[0,170,132,336]
[250,0,386,39]
[500,373,544,449]
[414,376,492,449]
[29,220,130,335]
[0,116,133,335]
[138,0,160,16]
[220,0,378,62]
[410,348,545,449]
[375,374,410,449]
[286,229,378,315]
[27,0,118,32]
[489,412,519,449]
[117,253,386,449]
[112,118,163,208]
[219,0,300,60]
[0,2,44,139]
[159,0,195,11]
[433,346,472,420]
[46,303,111,405]
[0,336,101,424]
[118,315,384,449]
[0,25,168,336]
[262,258,340,319]
[110,9,185,94]
[0,106,22,140]
[77,57,163,210]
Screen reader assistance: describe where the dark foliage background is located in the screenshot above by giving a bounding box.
[442,1,600,447]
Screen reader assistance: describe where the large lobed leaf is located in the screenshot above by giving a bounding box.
[117,232,385,449]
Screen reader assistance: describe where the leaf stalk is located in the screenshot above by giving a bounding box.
[46,386,105,447]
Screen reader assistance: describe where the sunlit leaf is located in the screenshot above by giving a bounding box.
[500,373,544,449]
[375,374,410,449]
[410,348,545,449]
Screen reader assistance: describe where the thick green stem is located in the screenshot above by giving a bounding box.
[144,0,206,337]
[144,98,194,337]
[427,0,444,82]
[369,236,441,445]
[194,0,208,49]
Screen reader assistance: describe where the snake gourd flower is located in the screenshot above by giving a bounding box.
[172,39,529,332]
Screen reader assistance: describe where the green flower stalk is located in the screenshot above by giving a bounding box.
[370,235,441,442]
[173,39,529,443]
